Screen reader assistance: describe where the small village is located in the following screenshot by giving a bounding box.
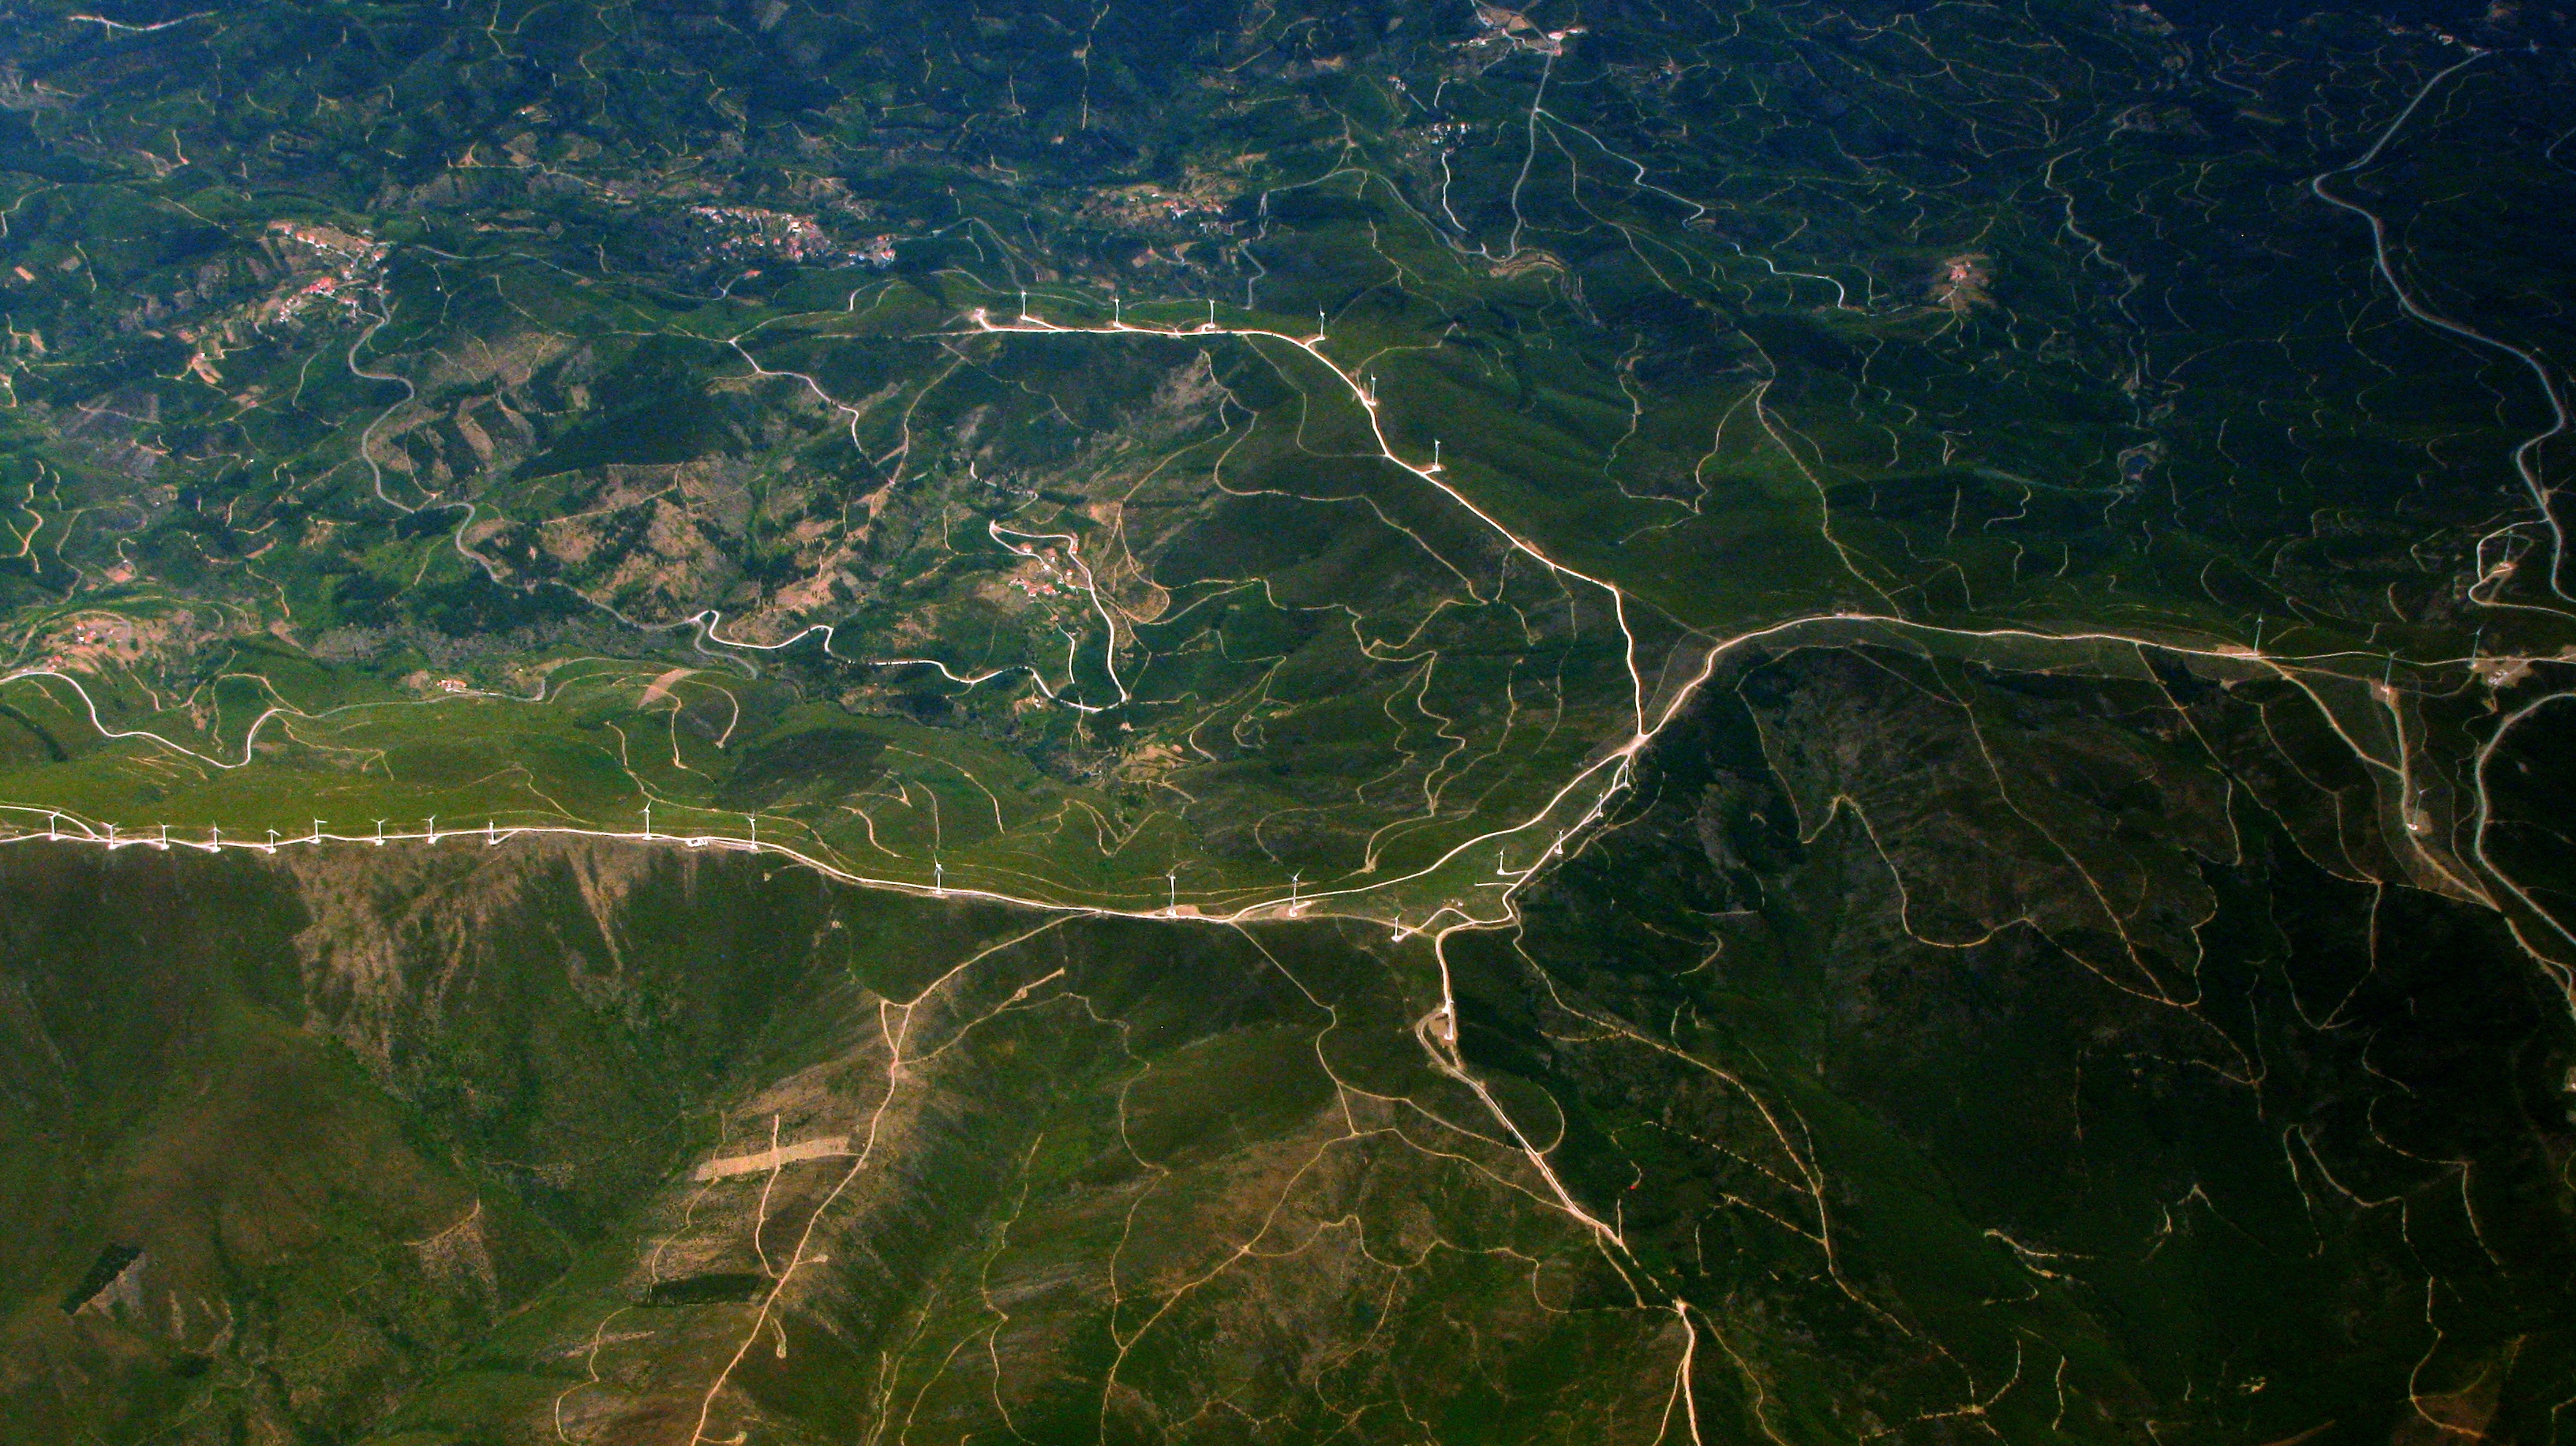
[682,204,900,270]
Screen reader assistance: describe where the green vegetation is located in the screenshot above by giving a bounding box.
[0,0,2568,1438]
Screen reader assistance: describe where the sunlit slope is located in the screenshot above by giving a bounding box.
[0,842,1669,1444]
